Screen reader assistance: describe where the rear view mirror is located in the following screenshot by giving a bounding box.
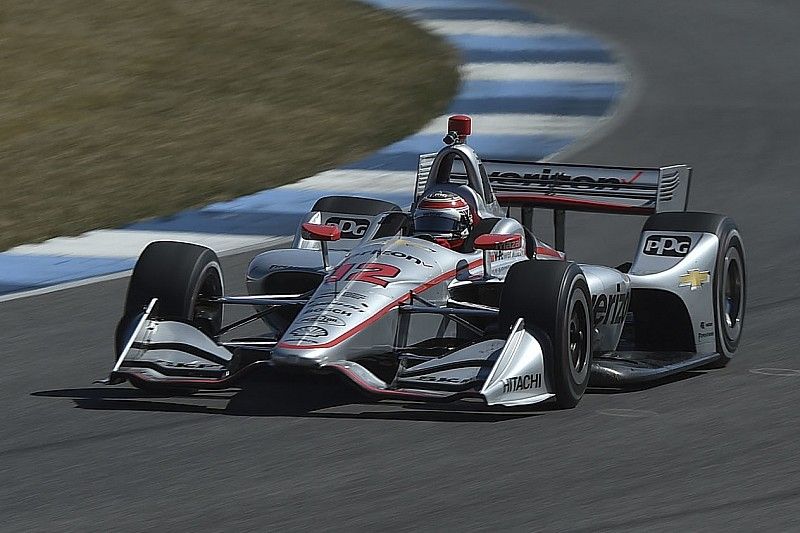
[473,233,522,251]
[474,233,522,279]
[301,223,340,270]
[301,223,341,242]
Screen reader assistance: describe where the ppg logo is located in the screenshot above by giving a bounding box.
[643,235,692,257]
[325,217,370,239]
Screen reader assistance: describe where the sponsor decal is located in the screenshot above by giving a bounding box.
[698,320,715,339]
[326,262,401,287]
[300,314,346,327]
[316,291,367,301]
[490,248,524,262]
[342,291,366,300]
[325,216,370,239]
[643,235,692,257]
[155,360,220,369]
[489,262,514,277]
[415,375,472,384]
[591,291,629,326]
[347,248,434,268]
[502,373,542,393]
[679,269,710,290]
[267,264,295,271]
[396,238,437,252]
[304,304,363,317]
[288,326,328,338]
[489,169,634,192]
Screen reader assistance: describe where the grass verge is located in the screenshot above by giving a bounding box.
[0,0,459,250]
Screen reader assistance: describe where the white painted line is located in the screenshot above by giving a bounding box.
[461,62,627,82]
[283,169,416,193]
[750,368,800,377]
[420,20,581,38]
[0,237,292,303]
[8,230,286,258]
[420,113,601,138]
[0,270,134,303]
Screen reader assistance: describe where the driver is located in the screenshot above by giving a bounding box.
[412,190,474,250]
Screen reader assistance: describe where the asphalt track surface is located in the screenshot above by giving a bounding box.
[3,1,800,530]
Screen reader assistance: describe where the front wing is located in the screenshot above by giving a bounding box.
[105,302,555,407]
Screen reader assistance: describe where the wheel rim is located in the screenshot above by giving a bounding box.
[721,246,744,344]
[192,264,223,336]
[568,296,589,377]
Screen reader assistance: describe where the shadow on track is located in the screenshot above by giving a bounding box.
[32,372,551,423]
[33,369,707,421]
[587,369,707,394]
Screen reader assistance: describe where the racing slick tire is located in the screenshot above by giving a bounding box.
[643,212,746,367]
[114,242,224,392]
[500,260,593,409]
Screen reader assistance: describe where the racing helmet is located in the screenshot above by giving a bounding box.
[413,191,474,250]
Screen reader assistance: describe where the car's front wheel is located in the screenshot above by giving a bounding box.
[114,241,224,392]
[499,260,593,408]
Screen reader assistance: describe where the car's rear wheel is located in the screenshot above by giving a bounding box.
[115,241,224,392]
[713,227,745,366]
[500,260,593,408]
[643,212,746,366]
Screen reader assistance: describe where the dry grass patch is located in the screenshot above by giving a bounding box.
[0,0,458,250]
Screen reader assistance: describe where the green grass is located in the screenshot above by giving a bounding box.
[0,0,459,251]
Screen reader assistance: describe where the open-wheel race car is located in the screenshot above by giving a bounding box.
[103,115,746,408]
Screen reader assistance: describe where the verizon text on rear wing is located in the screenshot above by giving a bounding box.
[482,160,691,215]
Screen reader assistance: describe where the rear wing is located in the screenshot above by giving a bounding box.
[482,160,691,215]
[414,154,691,216]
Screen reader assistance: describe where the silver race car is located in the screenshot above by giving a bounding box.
[104,115,746,408]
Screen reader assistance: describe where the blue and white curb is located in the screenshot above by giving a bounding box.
[0,0,627,300]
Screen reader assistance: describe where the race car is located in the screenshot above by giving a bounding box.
[103,115,746,408]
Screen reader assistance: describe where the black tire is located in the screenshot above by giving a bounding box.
[115,242,224,394]
[499,260,593,409]
[643,212,746,366]
[115,241,224,356]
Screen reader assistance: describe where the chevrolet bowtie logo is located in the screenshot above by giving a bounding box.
[679,269,710,290]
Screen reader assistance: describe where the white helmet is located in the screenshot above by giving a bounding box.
[413,191,474,250]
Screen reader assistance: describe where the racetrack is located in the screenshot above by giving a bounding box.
[3,0,800,530]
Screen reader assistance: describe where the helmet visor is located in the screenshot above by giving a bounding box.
[413,214,461,234]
